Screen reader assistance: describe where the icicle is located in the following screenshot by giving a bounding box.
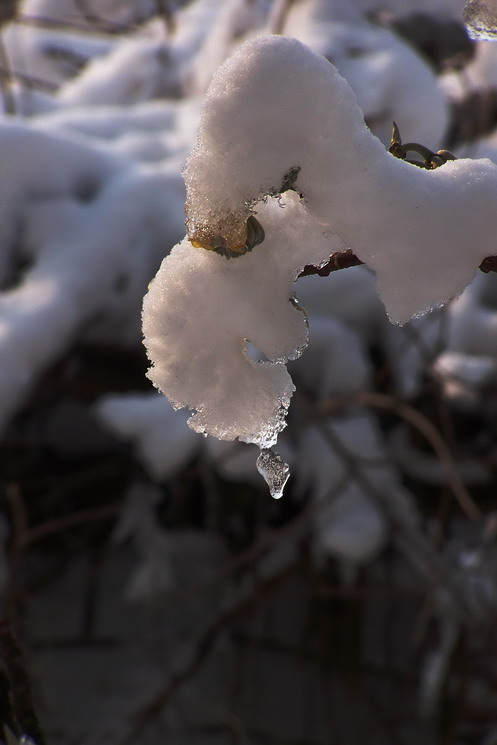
[256,448,290,499]
[464,1,497,40]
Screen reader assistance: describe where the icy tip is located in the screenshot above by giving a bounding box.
[463,1,497,40]
[256,448,290,499]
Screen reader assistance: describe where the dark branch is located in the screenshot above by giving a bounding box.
[0,619,46,745]
[299,250,497,279]
[479,255,497,273]
[299,249,364,277]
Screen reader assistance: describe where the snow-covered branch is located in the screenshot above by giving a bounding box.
[143,33,497,473]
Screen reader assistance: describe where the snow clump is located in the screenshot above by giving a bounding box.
[143,191,339,447]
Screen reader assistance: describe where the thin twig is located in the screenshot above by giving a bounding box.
[289,385,483,622]
[312,391,481,522]
[300,249,364,277]
[0,2,17,26]
[72,0,103,26]
[0,67,58,92]
[159,467,355,608]
[5,484,29,557]
[189,695,251,745]
[0,619,46,745]
[307,412,476,621]
[298,251,497,279]
[0,34,15,115]
[345,392,480,521]
[267,0,294,34]
[26,502,120,545]
[17,13,138,35]
[153,0,176,36]
[479,255,497,273]
[113,545,300,745]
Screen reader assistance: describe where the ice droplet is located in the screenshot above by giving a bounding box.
[463,0,497,40]
[256,448,290,499]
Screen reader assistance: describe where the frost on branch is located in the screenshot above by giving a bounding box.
[143,34,497,454]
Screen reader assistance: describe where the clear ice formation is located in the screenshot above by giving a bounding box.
[256,448,290,500]
[464,0,497,40]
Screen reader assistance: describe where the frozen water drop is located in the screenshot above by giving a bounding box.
[256,448,290,499]
[464,0,497,40]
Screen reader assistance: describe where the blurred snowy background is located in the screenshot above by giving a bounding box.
[1,0,497,743]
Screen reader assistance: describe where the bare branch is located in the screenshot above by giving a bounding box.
[0,34,15,115]
[154,0,176,36]
[314,391,481,522]
[479,255,497,273]
[113,540,301,745]
[299,250,497,279]
[0,619,46,745]
[17,13,138,35]
[299,249,364,277]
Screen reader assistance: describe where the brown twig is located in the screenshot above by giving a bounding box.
[314,391,481,522]
[26,502,120,546]
[0,33,15,115]
[0,2,16,27]
[17,13,138,35]
[0,619,46,745]
[479,255,497,273]
[158,478,329,608]
[300,249,364,277]
[73,0,105,27]
[268,0,295,34]
[0,67,58,92]
[113,543,301,745]
[153,0,176,36]
[295,396,478,621]
[4,483,30,622]
[299,251,497,279]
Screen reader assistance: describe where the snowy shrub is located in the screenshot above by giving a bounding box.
[3,3,497,743]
